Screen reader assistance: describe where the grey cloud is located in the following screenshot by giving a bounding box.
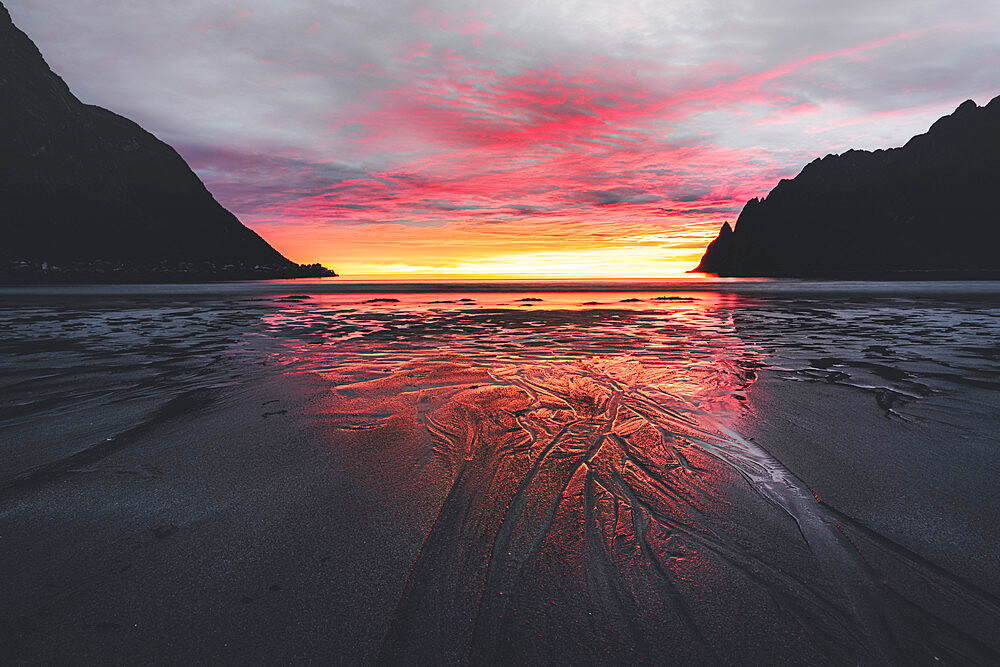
[674,188,714,203]
[570,187,663,206]
[658,205,741,217]
[7,0,998,223]
[175,142,367,210]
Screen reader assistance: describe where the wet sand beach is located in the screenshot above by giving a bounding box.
[1,282,998,664]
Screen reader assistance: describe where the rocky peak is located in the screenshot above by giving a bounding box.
[0,1,334,280]
[693,94,1000,277]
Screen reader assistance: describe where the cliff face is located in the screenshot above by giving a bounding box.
[694,95,1000,277]
[0,3,330,277]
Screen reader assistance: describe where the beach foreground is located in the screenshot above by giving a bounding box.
[1,283,998,663]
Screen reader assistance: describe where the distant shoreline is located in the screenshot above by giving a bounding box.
[3,278,1000,299]
[5,264,1000,286]
[0,259,336,284]
[691,269,1000,280]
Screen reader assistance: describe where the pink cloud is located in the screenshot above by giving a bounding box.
[199,30,931,270]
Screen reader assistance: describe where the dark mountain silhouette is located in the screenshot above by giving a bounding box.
[0,2,334,282]
[695,95,1000,277]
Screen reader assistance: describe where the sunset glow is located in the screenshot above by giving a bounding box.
[11,0,1000,276]
[5,2,999,662]
[259,212,722,277]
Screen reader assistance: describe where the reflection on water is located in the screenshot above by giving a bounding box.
[2,285,999,663]
[263,293,755,399]
[259,291,1000,664]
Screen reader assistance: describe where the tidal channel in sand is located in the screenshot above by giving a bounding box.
[1,281,998,663]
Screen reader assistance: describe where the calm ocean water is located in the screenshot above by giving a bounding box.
[5,276,1000,296]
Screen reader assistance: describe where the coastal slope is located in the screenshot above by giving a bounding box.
[0,3,333,281]
[695,95,1000,277]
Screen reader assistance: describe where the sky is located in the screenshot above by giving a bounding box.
[7,1,1000,277]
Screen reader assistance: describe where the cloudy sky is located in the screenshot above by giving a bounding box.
[8,0,1000,276]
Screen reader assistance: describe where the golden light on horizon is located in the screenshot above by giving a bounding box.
[326,247,703,279]
[254,216,720,279]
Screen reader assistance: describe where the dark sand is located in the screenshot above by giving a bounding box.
[1,371,434,663]
[2,288,999,664]
[742,373,1000,598]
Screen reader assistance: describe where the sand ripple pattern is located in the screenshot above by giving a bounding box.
[261,297,1000,664]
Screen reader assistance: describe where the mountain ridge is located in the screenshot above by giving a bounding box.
[0,2,334,282]
[694,95,1000,278]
